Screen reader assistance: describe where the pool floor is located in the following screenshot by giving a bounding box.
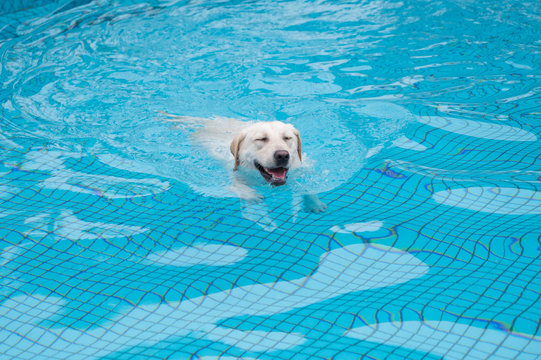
[0,0,540,359]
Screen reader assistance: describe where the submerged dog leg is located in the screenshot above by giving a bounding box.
[303,194,327,213]
[229,178,262,202]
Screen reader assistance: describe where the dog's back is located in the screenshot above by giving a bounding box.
[160,112,252,162]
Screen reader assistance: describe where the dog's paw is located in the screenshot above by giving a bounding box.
[243,192,264,204]
[303,194,327,213]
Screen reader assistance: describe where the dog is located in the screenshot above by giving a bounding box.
[159,112,326,213]
[229,121,302,186]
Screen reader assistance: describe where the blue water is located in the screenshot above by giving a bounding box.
[0,0,540,359]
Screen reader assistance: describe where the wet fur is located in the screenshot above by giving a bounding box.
[160,112,326,212]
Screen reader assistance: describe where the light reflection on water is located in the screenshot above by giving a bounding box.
[0,0,540,359]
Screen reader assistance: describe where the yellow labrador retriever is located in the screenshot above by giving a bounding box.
[160,112,326,213]
[229,121,302,186]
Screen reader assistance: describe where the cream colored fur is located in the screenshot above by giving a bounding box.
[160,112,326,212]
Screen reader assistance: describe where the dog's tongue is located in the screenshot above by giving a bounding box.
[266,167,287,180]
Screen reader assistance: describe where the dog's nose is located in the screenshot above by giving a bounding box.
[274,150,290,166]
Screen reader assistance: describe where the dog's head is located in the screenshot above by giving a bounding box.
[230,121,302,186]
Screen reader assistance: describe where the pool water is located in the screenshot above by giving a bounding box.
[1,0,540,359]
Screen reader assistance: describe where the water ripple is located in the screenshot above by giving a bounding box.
[433,187,541,215]
[417,116,537,142]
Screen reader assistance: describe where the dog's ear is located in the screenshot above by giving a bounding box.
[230,133,246,171]
[294,129,302,162]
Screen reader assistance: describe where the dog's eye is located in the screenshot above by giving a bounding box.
[255,137,268,142]
[283,136,292,141]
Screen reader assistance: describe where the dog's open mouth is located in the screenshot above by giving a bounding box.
[255,161,288,186]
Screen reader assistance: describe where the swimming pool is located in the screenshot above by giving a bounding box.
[0,0,539,358]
